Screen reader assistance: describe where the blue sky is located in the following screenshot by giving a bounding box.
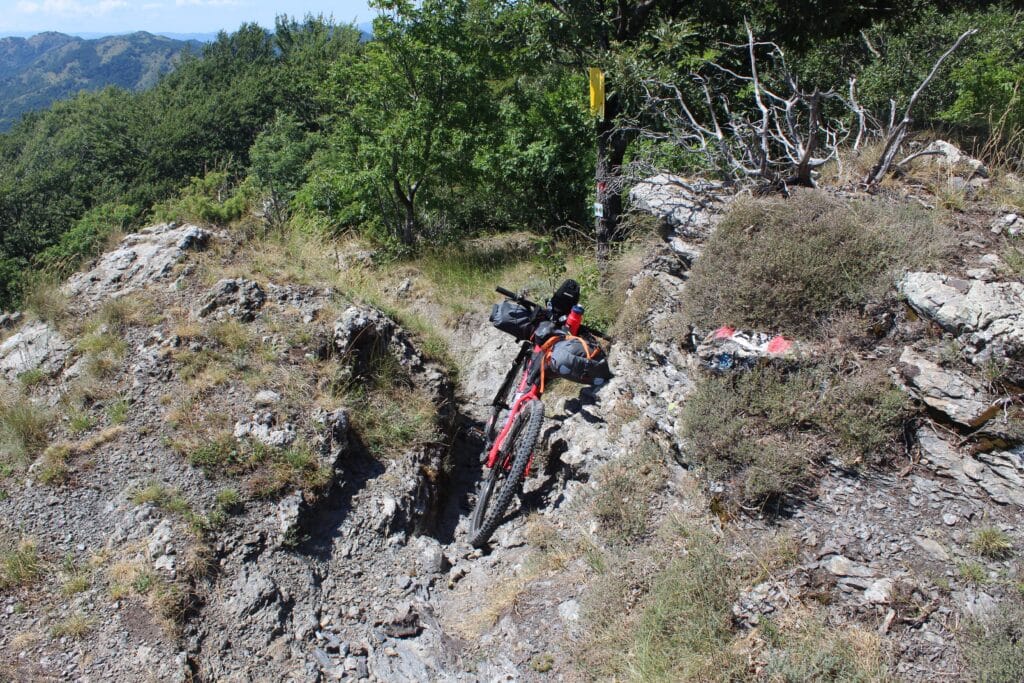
[0,0,374,35]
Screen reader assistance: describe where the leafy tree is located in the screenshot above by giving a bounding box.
[248,113,318,228]
[321,0,491,246]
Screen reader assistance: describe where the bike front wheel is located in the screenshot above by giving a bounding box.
[468,398,544,548]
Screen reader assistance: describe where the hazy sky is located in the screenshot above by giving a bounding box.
[0,0,375,35]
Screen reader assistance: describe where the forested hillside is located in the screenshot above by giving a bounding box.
[0,2,1020,310]
[0,31,197,132]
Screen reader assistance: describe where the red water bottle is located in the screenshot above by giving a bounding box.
[566,305,584,335]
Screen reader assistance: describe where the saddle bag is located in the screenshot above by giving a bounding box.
[547,336,612,386]
[490,300,534,340]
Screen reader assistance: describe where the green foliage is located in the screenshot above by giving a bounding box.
[247,112,317,227]
[150,171,247,225]
[683,190,950,338]
[35,203,140,277]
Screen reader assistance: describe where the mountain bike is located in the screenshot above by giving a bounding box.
[468,285,610,548]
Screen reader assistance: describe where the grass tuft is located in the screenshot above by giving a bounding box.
[50,613,93,640]
[972,527,1014,560]
[0,538,43,591]
[0,391,52,465]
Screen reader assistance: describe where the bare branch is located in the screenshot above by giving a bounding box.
[864,28,977,187]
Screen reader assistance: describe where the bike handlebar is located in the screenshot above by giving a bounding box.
[496,286,613,344]
[495,286,538,310]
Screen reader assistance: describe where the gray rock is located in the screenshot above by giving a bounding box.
[918,427,1024,507]
[196,278,266,322]
[914,536,950,562]
[226,567,279,618]
[234,414,297,448]
[628,174,729,235]
[920,140,988,178]
[824,555,876,578]
[557,599,580,623]
[64,223,210,303]
[416,537,448,575]
[864,578,894,604]
[274,492,304,546]
[896,348,997,426]
[254,390,282,407]
[899,272,1024,365]
[0,320,71,379]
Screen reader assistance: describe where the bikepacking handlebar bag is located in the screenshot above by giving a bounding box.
[490,300,534,340]
[547,337,612,386]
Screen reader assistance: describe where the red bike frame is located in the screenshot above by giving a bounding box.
[483,344,542,472]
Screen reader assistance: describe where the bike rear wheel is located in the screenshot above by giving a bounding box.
[468,398,544,548]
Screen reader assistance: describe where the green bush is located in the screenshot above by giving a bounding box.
[150,171,248,225]
[683,190,950,337]
[35,203,140,276]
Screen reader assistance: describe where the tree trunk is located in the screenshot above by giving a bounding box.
[594,94,628,267]
[393,175,417,247]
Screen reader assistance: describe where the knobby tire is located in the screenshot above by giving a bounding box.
[468,399,544,548]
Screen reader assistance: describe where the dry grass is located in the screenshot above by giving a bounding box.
[591,441,665,543]
[22,276,69,327]
[972,526,1014,560]
[37,426,125,486]
[756,609,891,681]
[50,612,93,639]
[0,390,52,466]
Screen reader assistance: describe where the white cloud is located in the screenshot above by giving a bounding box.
[15,0,129,16]
[173,0,241,6]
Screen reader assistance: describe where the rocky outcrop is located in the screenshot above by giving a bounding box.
[63,222,209,303]
[919,140,988,179]
[0,319,71,379]
[900,272,1024,364]
[629,174,729,241]
[195,278,265,322]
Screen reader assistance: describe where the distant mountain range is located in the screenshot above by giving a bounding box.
[0,31,199,131]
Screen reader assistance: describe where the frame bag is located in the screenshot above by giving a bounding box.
[547,337,611,386]
[490,300,534,340]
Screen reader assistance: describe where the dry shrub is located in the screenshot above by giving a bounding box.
[683,189,951,338]
[757,609,892,681]
[591,441,665,543]
[679,361,912,509]
[962,597,1024,683]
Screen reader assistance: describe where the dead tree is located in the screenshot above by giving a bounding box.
[626,22,854,193]
[862,28,978,187]
[630,24,978,192]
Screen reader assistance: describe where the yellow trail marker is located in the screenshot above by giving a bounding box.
[588,67,605,119]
